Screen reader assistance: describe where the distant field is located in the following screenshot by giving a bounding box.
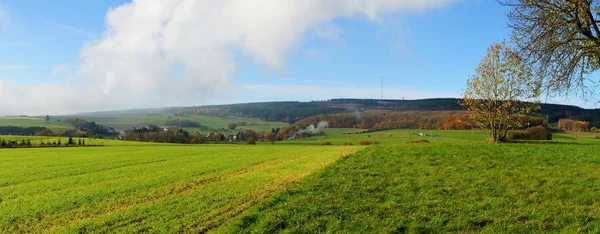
[0,117,73,131]
[0,144,362,232]
[283,128,600,145]
[227,140,600,233]
[280,129,490,145]
[47,115,288,133]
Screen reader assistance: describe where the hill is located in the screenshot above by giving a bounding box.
[79,98,600,127]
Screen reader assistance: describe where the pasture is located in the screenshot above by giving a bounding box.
[47,115,289,133]
[227,140,600,233]
[0,144,362,232]
[0,117,73,131]
[1,128,600,233]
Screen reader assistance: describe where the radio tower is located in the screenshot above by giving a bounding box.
[380,77,383,99]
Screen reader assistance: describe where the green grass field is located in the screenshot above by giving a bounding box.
[0,117,73,131]
[45,115,288,133]
[0,144,361,233]
[227,140,600,233]
[2,128,600,233]
[280,129,491,145]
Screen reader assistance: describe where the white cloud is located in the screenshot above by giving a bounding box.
[1,0,461,115]
[51,64,70,74]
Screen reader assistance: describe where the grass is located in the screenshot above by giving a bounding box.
[279,129,490,145]
[225,140,600,233]
[0,144,362,232]
[0,117,73,131]
[0,135,155,146]
[3,127,600,233]
[47,115,288,133]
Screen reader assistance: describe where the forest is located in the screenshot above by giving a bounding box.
[80,98,600,127]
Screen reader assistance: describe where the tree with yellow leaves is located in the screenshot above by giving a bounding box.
[461,41,540,142]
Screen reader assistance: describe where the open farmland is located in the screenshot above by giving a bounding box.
[227,140,600,233]
[2,129,600,233]
[48,115,289,133]
[0,117,73,131]
[0,144,362,233]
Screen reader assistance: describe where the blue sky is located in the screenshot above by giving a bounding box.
[0,0,595,115]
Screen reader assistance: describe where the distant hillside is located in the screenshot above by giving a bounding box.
[79,98,600,127]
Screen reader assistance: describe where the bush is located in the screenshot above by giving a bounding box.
[359,140,380,146]
[406,139,430,144]
[508,131,529,140]
[247,137,256,145]
[508,125,552,140]
[343,142,354,146]
[592,127,600,133]
[321,141,332,145]
[595,135,600,139]
[526,125,552,140]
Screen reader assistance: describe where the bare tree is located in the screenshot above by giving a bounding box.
[501,0,600,97]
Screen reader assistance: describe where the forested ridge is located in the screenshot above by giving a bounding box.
[80,98,600,126]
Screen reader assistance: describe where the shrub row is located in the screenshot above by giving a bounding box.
[508,125,552,140]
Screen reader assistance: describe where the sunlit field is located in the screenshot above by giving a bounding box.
[0,144,361,232]
[2,128,600,232]
[227,139,600,233]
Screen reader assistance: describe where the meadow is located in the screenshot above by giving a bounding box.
[1,127,600,233]
[227,138,600,233]
[0,144,361,233]
[0,117,73,131]
[47,115,289,133]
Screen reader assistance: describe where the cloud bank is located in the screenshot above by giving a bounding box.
[1,0,460,115]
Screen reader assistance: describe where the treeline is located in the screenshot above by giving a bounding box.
[0,119,117,138]
[164,119,201,127]
[328,98,464,111]
[557,119,590,132]
[77,98,600,127]
[173,102,345,123]
[0,137,96,149]
[64,118,116,136]
[0,126,46,135]
[274,110,546,140]
[121,127,265,144]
